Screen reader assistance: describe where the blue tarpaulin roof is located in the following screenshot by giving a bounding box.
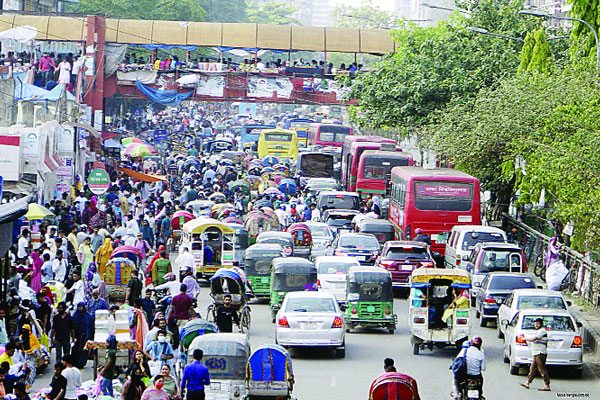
[130,44,198,51]
[248,344,293,383]
[135,79,193,106]
[14,82,75,102]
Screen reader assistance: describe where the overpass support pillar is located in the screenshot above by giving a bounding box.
[83,15,106,132]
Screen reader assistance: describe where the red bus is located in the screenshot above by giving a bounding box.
[388,166,481,257]
[308,123,353,148]
[341,136,396,190]
[346,142,399,192]
[356,150,414,198]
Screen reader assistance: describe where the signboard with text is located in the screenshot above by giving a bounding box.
[88,168,110,195]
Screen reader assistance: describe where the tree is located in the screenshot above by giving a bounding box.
[333,0,397,29]
[247,1,300,25]
[568,0,600,60]
[200,0,248,22]
[346,0,540,131]
[518,28,553,74]
[67,0,206,21]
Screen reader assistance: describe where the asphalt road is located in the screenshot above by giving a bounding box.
[32,285,600,400]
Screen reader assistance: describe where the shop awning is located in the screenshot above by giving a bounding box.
[118,167,166,182]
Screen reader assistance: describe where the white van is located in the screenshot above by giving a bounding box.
[444,225,506,269]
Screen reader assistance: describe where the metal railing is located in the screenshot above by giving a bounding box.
[503,213,600,308]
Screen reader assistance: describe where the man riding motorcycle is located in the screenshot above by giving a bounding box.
[459,337,486,399]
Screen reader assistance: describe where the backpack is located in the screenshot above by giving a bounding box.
[450,347,469,380]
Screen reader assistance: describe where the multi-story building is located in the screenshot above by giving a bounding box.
[1,0,79,13]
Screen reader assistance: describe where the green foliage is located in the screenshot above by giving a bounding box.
[68,0,207,21]
[333,0,397,29]
[518,31,535,73]
[347,0,540,131]
[519,29,553,74]
[200,0,248,22]
[568,0,600,60]
[247,1,299,25]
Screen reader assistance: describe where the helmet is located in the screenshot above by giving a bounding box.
[163,273,176,282]
[180,266,192,275]
[471,336,482,347]
[415,228,423,234]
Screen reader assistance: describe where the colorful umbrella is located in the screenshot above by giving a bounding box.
[228,180,251,194]
[264,187,282,196]
[25,204,55,220]
[123,143,158,157]
[121,137,146,146]
[262,156,278,167]
[171,211,194,230]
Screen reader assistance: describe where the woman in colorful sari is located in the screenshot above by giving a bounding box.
[141,375,170,400]
[156,364,180,400]
[78,236,94,277]
[83,262,101,301]
[20,324,41,387]
[96,237,114,278]
[146,245,165,286]
[29,252,43,293]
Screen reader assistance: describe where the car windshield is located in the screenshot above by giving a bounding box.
[488,276,536,290]
[462,232,505,250]
[285,297,337,313]
[317,261,355,274]
[340,236,379,250]
[517,296,567,310]
[326,215,354,227]
[307,225,332,238]
[521,315,575,332]
[384,247,428,260]
[479,250,522,273]
[320,195,359,211]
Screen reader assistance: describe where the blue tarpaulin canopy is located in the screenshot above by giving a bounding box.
[135,80,193,106]
[130,44,198,51]
[14,82,75,102]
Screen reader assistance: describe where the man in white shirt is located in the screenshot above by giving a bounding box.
[17,229,29,262]
[126,216,140,235]
[461,336,486,398]
[521,318,551,391]
[52,250,68,281]
[61,353,82,400]
[67,272,85,305]
[175,247,195,275]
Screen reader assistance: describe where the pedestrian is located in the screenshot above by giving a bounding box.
[127,270,144,307]
[141,375,169,400]
[152,252,172,286]
[95,236,113,277]
[384,358,396,372]
[141,290,156,327]
[99,335,118,396]
[61,354,81,400]
[181,349,210,400]
[51,302,74,363]
[66,271,85,305]
[52,249,68,282]
[16,229,29,263]
[47,363,67,400]
[215,294,240,333]
[71,302,93,368]
[121,365,146,400]
[520,318,551,391]
[167,284,193,348]
[41,253,54,284]
[144,330,174,369]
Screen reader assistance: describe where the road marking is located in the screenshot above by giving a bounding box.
[331,375,337,387]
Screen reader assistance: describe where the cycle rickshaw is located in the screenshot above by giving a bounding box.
[207,268,252,332]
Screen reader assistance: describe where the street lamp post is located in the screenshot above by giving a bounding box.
[467,27,525,42]
[420,2,470,14]
[519,9,600,85]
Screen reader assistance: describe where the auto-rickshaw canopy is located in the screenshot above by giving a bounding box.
[410,267,470,285]
[347,266,394,302]
[182,217,236,235]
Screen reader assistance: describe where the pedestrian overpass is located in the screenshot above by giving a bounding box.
[0,14,395,106]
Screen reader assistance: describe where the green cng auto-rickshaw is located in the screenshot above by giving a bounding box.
[344,266,397,334]
[244,243,285,300]
[269,257,317,322]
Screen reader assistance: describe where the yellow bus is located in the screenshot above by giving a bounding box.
[257,129,298,159]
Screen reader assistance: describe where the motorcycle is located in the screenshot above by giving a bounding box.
[460,376,483,400]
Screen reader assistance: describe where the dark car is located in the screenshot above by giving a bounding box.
[322,209,360,234]
[327,233,380,265]
[475,272,538,327]
[375,241,434,288]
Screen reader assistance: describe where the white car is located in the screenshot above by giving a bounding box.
[275,291,346,358]
[501,309,583,377]
[305,222,334,257]
[497,289,570,339]
[315,256,360,302]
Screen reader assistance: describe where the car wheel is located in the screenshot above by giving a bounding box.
[497,321,504,339]
[572,368,583,378]
[502,346,509,363]
[509,353,520,375]
[475,307,480,319]
[479,317,487,328]
[413,343,420,355]
[336,347,346,358]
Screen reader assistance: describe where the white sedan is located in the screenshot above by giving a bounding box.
[315,256,360,302]
[275,291,346,358]
[305,222,334,258]
[497,289,570,339]
[501,309,583,377]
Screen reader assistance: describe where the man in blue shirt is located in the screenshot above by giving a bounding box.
[181,349,210,400]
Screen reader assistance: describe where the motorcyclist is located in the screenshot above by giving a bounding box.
[154,272,180,297]
[413,228,432,246]
[460,336,486,399]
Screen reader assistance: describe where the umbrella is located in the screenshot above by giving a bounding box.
[279,178,297,195]
[121,137,146,146]
[123,143,158,157]
[264,187,282,196]
[171,211,194,230]
[261,167,274,174]
[25,204,54,220]
[262,155,278,167]
[228,180,250,194]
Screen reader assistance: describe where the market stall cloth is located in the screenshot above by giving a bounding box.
[25,204,54,220]
[84,340,141,350]
[118,167,166,182]
[135,79,193,106]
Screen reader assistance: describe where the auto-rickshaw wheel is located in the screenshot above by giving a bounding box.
[413,343,420,355]
[388,327,395,334]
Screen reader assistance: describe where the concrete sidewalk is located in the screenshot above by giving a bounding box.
[565,294,600,377]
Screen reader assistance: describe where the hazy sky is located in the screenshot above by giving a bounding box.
[333,0,397,12]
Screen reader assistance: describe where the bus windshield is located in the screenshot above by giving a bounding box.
[319,126,351,143]
[414,181,474,212]
[265,133,292,142]
[291,122,311,129]
[363,156,411,180]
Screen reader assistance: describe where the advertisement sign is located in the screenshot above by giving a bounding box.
[55,165,72,196]
[196,75,225,97]
[88,168,110,195]
[416,184,471,198]
[0,135,22,181]
[56,126,74,155]
[247,76,293,99]
[22,130,39,158]
[154,129,167,143]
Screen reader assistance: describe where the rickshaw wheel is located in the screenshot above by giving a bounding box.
[240,305,251,332]
[206,304,216,323]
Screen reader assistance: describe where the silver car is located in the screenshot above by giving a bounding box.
[501,309,583,377]
[275,291,346,358]
[315,256,360,302]
[305,222,334,258]
[496,289,569,339]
